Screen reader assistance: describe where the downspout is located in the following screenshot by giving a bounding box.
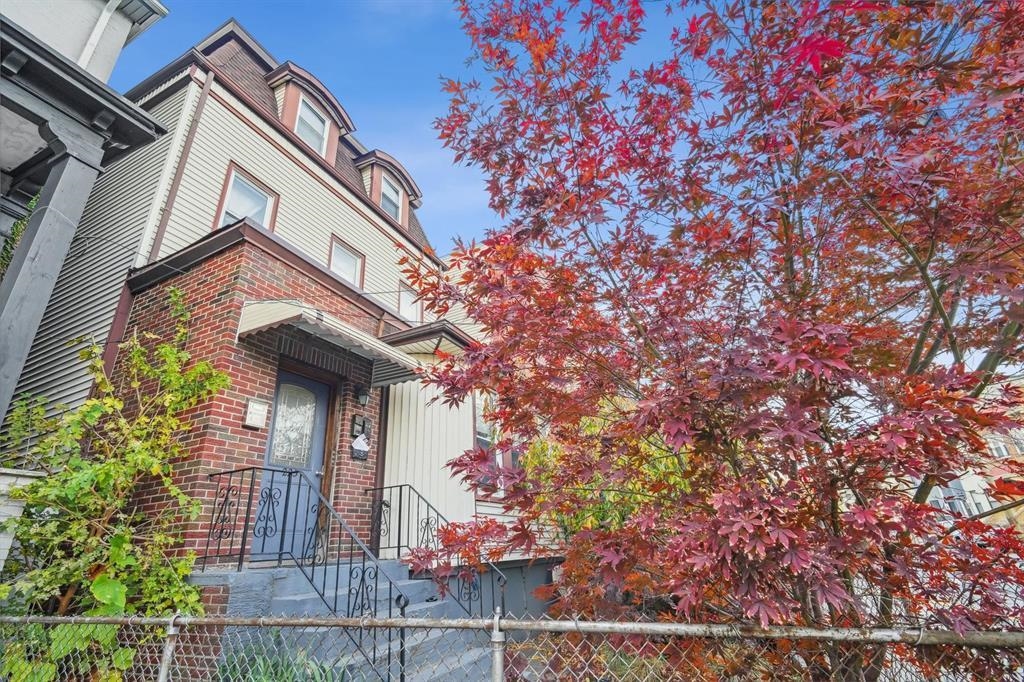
[374,385,391,493]
[78,0,121,71]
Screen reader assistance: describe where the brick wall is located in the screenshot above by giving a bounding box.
[119,239,389,586]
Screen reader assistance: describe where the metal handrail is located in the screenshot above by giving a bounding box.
[365,483,508,618]
[202,466,411,680]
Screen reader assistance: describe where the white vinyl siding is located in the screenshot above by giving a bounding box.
[11,79,197,415]
[383,374,476,533]
[160,82,430,314]
[273,85,286,116]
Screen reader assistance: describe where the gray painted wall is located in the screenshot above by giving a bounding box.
[3,0,135,82]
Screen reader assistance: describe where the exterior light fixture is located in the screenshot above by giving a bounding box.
[355,384,370,407]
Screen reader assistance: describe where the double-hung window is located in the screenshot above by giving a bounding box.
[474,394,495,454]
[398,282,421,322]
[988,437,1011,459]
[220,170,273,228]
[381,174,402,221]
[295,96,329,156]
[330,238,364,287]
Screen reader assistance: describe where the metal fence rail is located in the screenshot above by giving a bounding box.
[2,613,1022,681]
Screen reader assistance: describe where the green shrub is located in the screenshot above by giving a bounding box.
[0,196,37,282]
[0,289,229,681]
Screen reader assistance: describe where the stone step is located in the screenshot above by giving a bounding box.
[268,578,441,617]
[271,559,411,595]
[343,625,487,680]
[406,642,492,681]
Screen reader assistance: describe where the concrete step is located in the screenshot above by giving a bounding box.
[268,578,442,617]
[344,625,487,681]
[217,620,492,680]
[406,642,492,681]
[270,559,411,595]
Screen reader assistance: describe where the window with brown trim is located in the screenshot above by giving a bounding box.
[398,282,421,323]
[295,94,329,156]
[329,236,365,288]
[381,173,402,222]
[217,165,277,229]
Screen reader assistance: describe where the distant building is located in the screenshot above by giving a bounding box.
[929,391,1024,531]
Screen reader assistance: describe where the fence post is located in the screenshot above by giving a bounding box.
[490,606,506,682]
[156,613,181,682]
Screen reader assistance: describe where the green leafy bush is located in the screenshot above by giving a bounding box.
[0,196,37,282]
[217,633,347,681]
[0,289,229,680]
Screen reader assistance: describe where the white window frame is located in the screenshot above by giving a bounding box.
[398,282,421,322]
[219,168,274,228]
[381,173,402,222]
[474,393,495,454]
[295,94,329,156]
[988,437,1011,459]
[329,238,364,287]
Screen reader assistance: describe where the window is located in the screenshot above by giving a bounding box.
[398,282,421,322]
[988,437,1011,459]
[295,96,329,155]
[969,491,993,515]
[330,238,364,287]
[381,174,402,221]
[220,170,273,227]
[474,394,495,453]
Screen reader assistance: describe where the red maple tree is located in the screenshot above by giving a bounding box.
[407,0,1023,676]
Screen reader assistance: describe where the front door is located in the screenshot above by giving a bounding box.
[251,371,330,562]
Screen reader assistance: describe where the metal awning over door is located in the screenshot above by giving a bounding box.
[237,300,419,387]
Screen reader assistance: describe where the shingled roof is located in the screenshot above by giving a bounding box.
[192,20,434,252]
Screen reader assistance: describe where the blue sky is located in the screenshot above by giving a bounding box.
[110,0,497,254]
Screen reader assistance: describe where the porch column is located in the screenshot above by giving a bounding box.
[0,121,105,419]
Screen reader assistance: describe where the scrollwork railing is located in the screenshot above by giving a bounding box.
[366,484,507,618]
[203,467,410,681]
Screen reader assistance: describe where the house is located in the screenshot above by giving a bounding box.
[5,20,550,664]
[931,428,1024,531]
[927,383,1024,532]
[0,0,168,422]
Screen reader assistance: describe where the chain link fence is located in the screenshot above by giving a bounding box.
[2,613,1022,681]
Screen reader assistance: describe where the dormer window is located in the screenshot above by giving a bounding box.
[295,95,329,156]
[381,174,402,222]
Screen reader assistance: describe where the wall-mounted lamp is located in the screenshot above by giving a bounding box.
[354,384,370,407]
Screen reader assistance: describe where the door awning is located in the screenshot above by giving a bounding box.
[237,300,419,387]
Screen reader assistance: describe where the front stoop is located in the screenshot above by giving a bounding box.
[190,560,493,680]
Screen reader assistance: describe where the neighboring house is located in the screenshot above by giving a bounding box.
[0,0,168,420]
[6,21,549,672]
[928,387,1024,532]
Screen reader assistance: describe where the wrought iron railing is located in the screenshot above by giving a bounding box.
[366,484,508,618]
[202,466,411,680]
